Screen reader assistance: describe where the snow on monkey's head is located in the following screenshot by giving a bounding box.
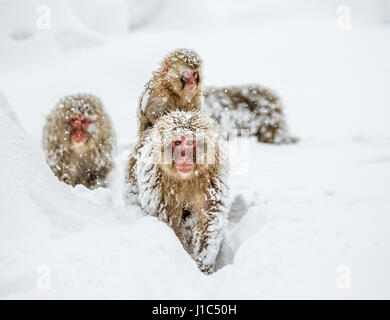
[160,49,203,100]
[152,110,221,180]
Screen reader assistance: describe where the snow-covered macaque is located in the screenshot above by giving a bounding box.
[204,85,298,144]
[126,110,229,274]
[138,48,203,136]
[42,93,115,189]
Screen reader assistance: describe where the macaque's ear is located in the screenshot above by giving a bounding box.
[162,62,169,74]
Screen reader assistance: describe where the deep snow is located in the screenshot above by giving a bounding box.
[1,1,390,299]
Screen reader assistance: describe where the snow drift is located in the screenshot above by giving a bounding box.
[3,89,388,299]
[0,90,208,299]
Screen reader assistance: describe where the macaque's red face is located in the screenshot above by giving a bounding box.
[163,62,201,97]
[172,136,197,175]
[180,68,199,92]
[68,115,91,144]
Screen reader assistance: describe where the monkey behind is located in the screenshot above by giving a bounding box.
[42,93,115,189]
[204,84,298,144]
[138,48,203,136]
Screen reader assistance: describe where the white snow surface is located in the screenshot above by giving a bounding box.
[1,1,390,299]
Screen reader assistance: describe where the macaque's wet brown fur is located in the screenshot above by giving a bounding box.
[138,48,203,136]
[42,93,115,189]
[126,110,229,274]
[204,85,298,144]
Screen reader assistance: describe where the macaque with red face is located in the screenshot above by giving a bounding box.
[171,136,198,176]
[126,110,229,274]
[42,93,115,188]
[68,115,91,143]
[138,48,203,135]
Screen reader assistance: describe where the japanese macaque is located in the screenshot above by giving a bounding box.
[203,85,298,144]
[42,93,115,189]
[126,110,229,274]
[138,48,203,136]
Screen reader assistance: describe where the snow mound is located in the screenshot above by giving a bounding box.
[0,90,209,299]
[0,89,336,299]
[3,88,387,299]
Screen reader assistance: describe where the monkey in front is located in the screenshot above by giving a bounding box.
[126,110,229,274]
[42,93,115,188]
[138,48,203,136]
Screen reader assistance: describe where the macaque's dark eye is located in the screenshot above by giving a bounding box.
[174,140,182,146]
[193,72,198,78]
[81,119,86,124]
[71,117,77,122]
